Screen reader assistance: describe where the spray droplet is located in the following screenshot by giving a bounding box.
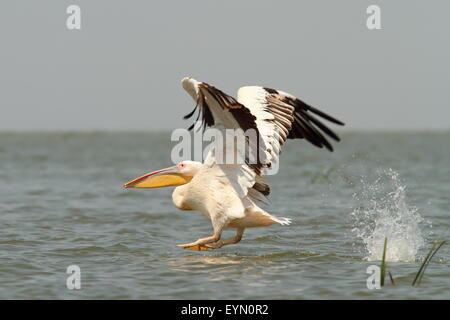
[351,169,428,262]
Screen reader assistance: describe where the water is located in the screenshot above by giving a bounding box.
[351,169,428,262]
[0,131,449,299]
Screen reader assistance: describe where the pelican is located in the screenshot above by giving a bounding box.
[124,77,344,250]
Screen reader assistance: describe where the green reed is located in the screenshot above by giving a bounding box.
[377,238,445,287]
[412,241,446,286]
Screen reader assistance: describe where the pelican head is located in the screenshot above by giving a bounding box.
[123,160,201,189]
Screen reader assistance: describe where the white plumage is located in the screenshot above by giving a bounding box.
[124,77,344,250]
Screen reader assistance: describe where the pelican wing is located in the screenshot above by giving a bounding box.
[181,78,270,201]
[237,86,295,174]
[238,86,345,153]
[181,78,344,203]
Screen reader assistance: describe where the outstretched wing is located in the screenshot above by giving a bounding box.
[237,86,295,175]
[181,77,272,203]
[181,77,344,204]
[238,86,344,153]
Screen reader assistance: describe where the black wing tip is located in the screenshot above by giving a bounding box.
[263,87,279,95]
[288,96,344,126]
[183,88,216,130]
[307,106,345,126]
[187,122,195,131]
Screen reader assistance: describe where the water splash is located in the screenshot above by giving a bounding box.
[351,169,427,262]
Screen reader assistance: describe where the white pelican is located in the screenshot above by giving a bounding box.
[124,77,344,250]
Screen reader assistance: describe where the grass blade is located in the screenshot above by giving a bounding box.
[380,237,387,287]
[388,271,396,286]
[412,243,437,286]
[412,241,446,286]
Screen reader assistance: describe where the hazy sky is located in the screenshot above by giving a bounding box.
[1,1,449,131]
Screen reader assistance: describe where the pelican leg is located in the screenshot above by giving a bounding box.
[177,233,221,251]
[206,228,244,249]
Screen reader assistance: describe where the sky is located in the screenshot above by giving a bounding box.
[1,1,449,131]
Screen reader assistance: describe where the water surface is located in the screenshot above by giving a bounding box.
[0,131,448,299]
